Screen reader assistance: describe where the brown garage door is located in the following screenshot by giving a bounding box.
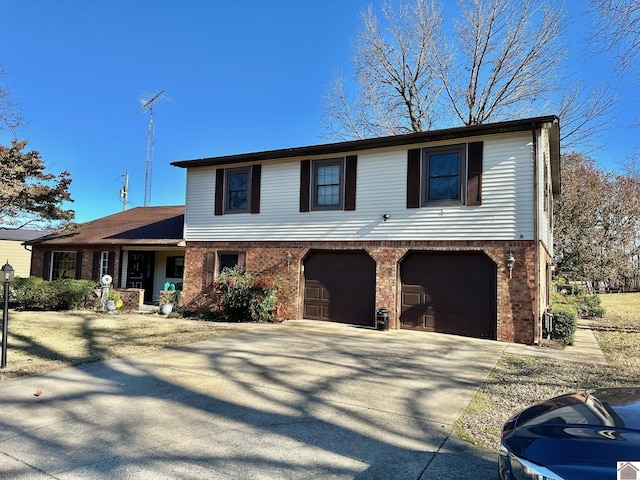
[303,251,376,327]
[400,251,496,339]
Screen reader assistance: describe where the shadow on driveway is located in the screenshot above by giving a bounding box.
[0,320,504,479]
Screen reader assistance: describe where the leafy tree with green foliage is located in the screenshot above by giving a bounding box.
[0,139,74,228]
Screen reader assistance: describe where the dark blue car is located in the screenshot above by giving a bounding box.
[499,387,640,480]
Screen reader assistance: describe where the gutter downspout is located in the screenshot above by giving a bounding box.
[532,125,540,345]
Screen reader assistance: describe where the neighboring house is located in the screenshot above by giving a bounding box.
[172,116,560,344]
[25,206,185,303]
[0,228,51,278]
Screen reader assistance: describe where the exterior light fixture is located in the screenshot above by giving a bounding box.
[285,251,293,267]
[1,260,14,368]
[506,253,515,279]
[382,214,390,221]
[1,261,13,283]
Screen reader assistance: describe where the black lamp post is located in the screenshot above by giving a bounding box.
[1,260,14,369]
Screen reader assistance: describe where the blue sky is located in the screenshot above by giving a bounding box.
[1,1,637,223]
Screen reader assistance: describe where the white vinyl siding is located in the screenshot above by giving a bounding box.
[184,132,535,242]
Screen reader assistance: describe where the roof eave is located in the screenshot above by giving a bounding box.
[171,115,560,168]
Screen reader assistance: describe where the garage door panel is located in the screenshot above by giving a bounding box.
[305,286,321,300]
[400,252,496,339]
[304,304,321,318]
[303,251,375,327]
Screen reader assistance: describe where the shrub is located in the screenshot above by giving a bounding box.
[55,279,99,309]
[549,303,578,346]
[11,277,97,310]
[551,290,604,319]
[210,267,279,322]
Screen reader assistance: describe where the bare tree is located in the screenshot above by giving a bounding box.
[323,0,616,147]
[590,0,640,78]
[438,0,566,126]
[323,0,444,139]
[554,151,640,284]
[0,67,22,137]
[557,82,618,152]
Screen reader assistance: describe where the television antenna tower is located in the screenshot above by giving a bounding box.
[136,89,170,207]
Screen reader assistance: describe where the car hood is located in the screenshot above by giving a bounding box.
[503,387,640,479]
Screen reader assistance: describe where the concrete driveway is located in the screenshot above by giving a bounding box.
[0,320,507,479]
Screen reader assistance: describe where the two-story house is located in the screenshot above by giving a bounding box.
[172,116,560,344]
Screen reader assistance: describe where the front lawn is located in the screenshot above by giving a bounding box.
[455,292,640,450]
[0,310,251,381]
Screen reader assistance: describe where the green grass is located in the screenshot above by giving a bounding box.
[599,291,640,317]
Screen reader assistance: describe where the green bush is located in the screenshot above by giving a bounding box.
[55,279,99,309]
[551,281,604,318]
[549,303,578,346]
[11,277,97,310]
[210,267,279,322]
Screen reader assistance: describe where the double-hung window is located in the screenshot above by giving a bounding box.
[407,142,483,208]
[300,156,358,212]
[214,165,261,215]
[313,158,343,210]
[423,144,466,205]
[226,167,250,213]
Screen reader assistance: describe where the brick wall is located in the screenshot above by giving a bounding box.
[30,246,121,284]
[182,240,540,344]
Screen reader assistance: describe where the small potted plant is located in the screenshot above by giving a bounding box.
[159,289,179,315]
[104,289,123,313]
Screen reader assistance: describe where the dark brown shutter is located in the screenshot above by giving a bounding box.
[92,252,100,281]
[250,164,261,214]
[43,251,51,280]
[214,169,225,216]
[407,149,421,208]
[75,251,83,279]
[204,252,215,288]
[467,142,483,206]
[299,159,310,212]
[344,155,357,211]
[107,251,116,277]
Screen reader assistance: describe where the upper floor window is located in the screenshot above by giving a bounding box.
[407,142,483,208]
[313,158,343,210]
[226,167,250,213]
[423,144,466,205]
[215,165,261,215]
[300,156,358,212]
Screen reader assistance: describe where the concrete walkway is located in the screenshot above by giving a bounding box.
[0,320,607,479]
[503,320,608,364]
